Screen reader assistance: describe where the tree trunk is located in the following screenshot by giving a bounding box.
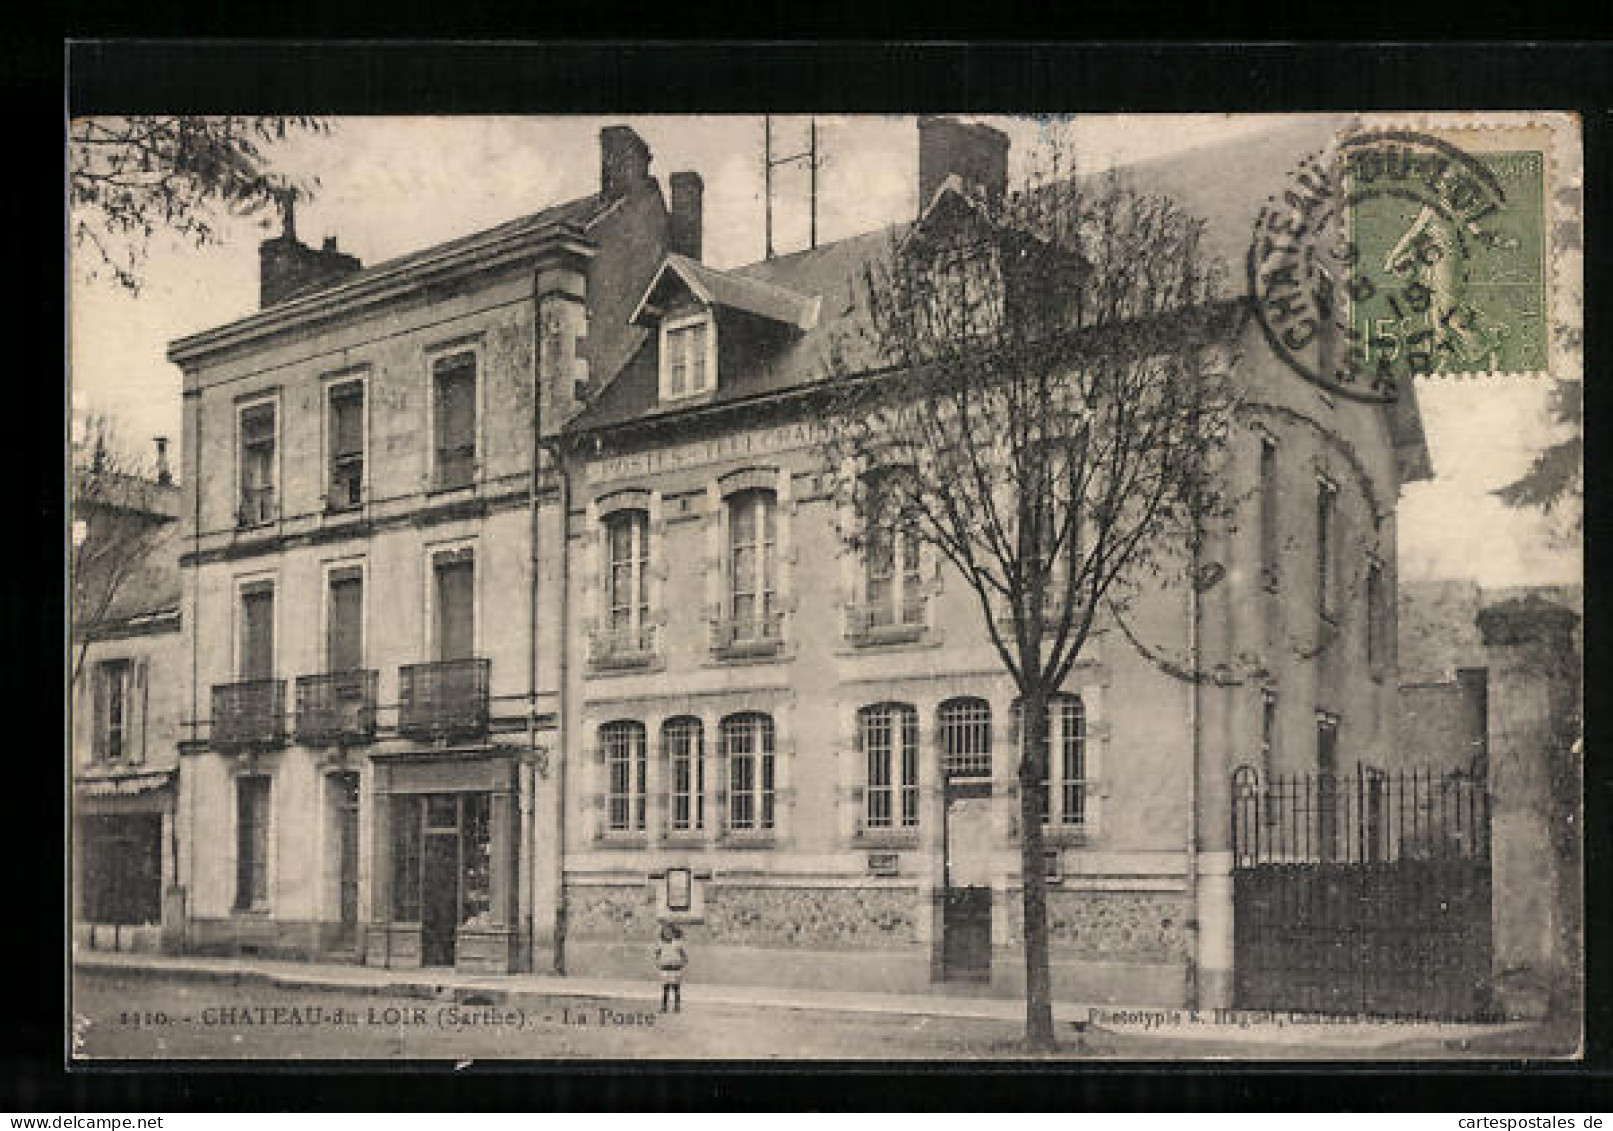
[1018,681,1056,1050]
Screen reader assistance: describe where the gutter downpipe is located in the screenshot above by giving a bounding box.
[551,441,571,975]
[1186,539,1202,1010]
[525,306,541,975]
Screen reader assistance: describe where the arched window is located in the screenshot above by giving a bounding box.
[864,470,923,629]
[859,703,919,828]
[601,720,647,834]
[728,489,777,637]
[604,509,650,648]
[663,716,705,833]
[938,697,992,780]
[722,712,775,832]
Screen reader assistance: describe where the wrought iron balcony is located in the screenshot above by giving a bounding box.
[844,594,927,645]
[398,658,491,741]
[710,612,785,659]
[587,623,659,669]
[211,679,286,751]
[294,669,378,745]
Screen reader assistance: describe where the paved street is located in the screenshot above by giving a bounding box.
[71,965,1566,1060]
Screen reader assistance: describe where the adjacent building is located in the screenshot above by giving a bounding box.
[157,117,1432,1008]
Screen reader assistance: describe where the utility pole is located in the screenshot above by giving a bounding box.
[763,115,822,260]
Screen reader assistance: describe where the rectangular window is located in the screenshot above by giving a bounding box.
[663,318,712,399]
[459,793,492,926]
[234,775,271,911]
[1366,561,1385,671]
[724,714,775,833]
[665,718,705,833]
[433,553,474,662]
[238,402,277,527]
[327,567,363,672]
[862,704,919,829]
[240,583,274,680]
[865,475,924,628]
[93,659,132,761]
[605,511,650,643]
[1317,479,1337,620]
[1260,688,1277,783]
[603,721,647,834]
[328,380,365,510]
[1057,697,1087,827]
[729,491,776,632]
[433,353,477,490]
[1259,438,1278,588]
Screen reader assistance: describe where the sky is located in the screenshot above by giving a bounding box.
[68,114,1580,590]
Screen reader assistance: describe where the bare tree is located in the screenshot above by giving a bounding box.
[817,149,1241,1049]
[70,414,172,691]
[69,116,327,294]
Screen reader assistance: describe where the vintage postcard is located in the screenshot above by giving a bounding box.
[68,110,1583,1060]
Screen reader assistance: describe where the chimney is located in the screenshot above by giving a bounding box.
[601,125,652,200]
[917,116,1010,214]
[259,222,363,308]
[153,437,172,486]
[668,171,704,261]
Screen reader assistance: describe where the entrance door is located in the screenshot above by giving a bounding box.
[334,774,360,946]
[420,831,459,966]
[943,782,993,979]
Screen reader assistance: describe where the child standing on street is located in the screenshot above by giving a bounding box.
[654,923,688,1013]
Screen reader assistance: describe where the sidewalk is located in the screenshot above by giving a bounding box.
[73,948,1533,1051]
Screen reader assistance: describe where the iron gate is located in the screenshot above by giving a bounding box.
[1231,765,1493,1019]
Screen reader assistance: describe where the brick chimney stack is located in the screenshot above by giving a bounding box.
[258,195,362,308]
[668,171,704,261]
[917,116,1011,214]
[601,125,653,200]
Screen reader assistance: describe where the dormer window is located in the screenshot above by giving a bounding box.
[660,313,715,401]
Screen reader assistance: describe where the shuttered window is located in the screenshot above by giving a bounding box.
[240,584,274,680]
[327,568,363,672]
[328,380,364,510]
[434,555,474,661]
[239,402,277,526]
[433,354,476,489]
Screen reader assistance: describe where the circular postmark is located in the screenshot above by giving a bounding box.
[1248,130,1519,403]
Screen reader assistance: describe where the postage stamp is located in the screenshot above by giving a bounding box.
[68,104,1584,1064]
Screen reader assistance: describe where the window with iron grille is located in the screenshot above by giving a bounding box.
[723,712,775,832]
[238,401,276,526]
[664,716,705,833]
[1014,694,1090,827]
[728,490,776,632]
[602,721,647,834]
[432,352,477,490]
[860,703,919,829]
[328,380,365,510]
[605,510,650,644]
[938,696,992,779]
[234,775,271,911]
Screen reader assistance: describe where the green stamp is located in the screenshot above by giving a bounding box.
[1348,148,1546,376]
[1250,130,1549,401]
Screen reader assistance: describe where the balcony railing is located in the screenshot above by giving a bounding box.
[398,658,491,741]
[844,594,927,645]
[588,623,659,669]
[294,669,378,744]
[710,613,785,659]
[211,679,286,751]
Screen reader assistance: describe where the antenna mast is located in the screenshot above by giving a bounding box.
[763,115,821,259]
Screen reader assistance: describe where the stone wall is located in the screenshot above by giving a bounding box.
[1005,889,1190,963]
[565,883,920,949]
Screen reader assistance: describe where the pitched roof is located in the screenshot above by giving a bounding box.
[633,254,820,330]
[90,523,182,630]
